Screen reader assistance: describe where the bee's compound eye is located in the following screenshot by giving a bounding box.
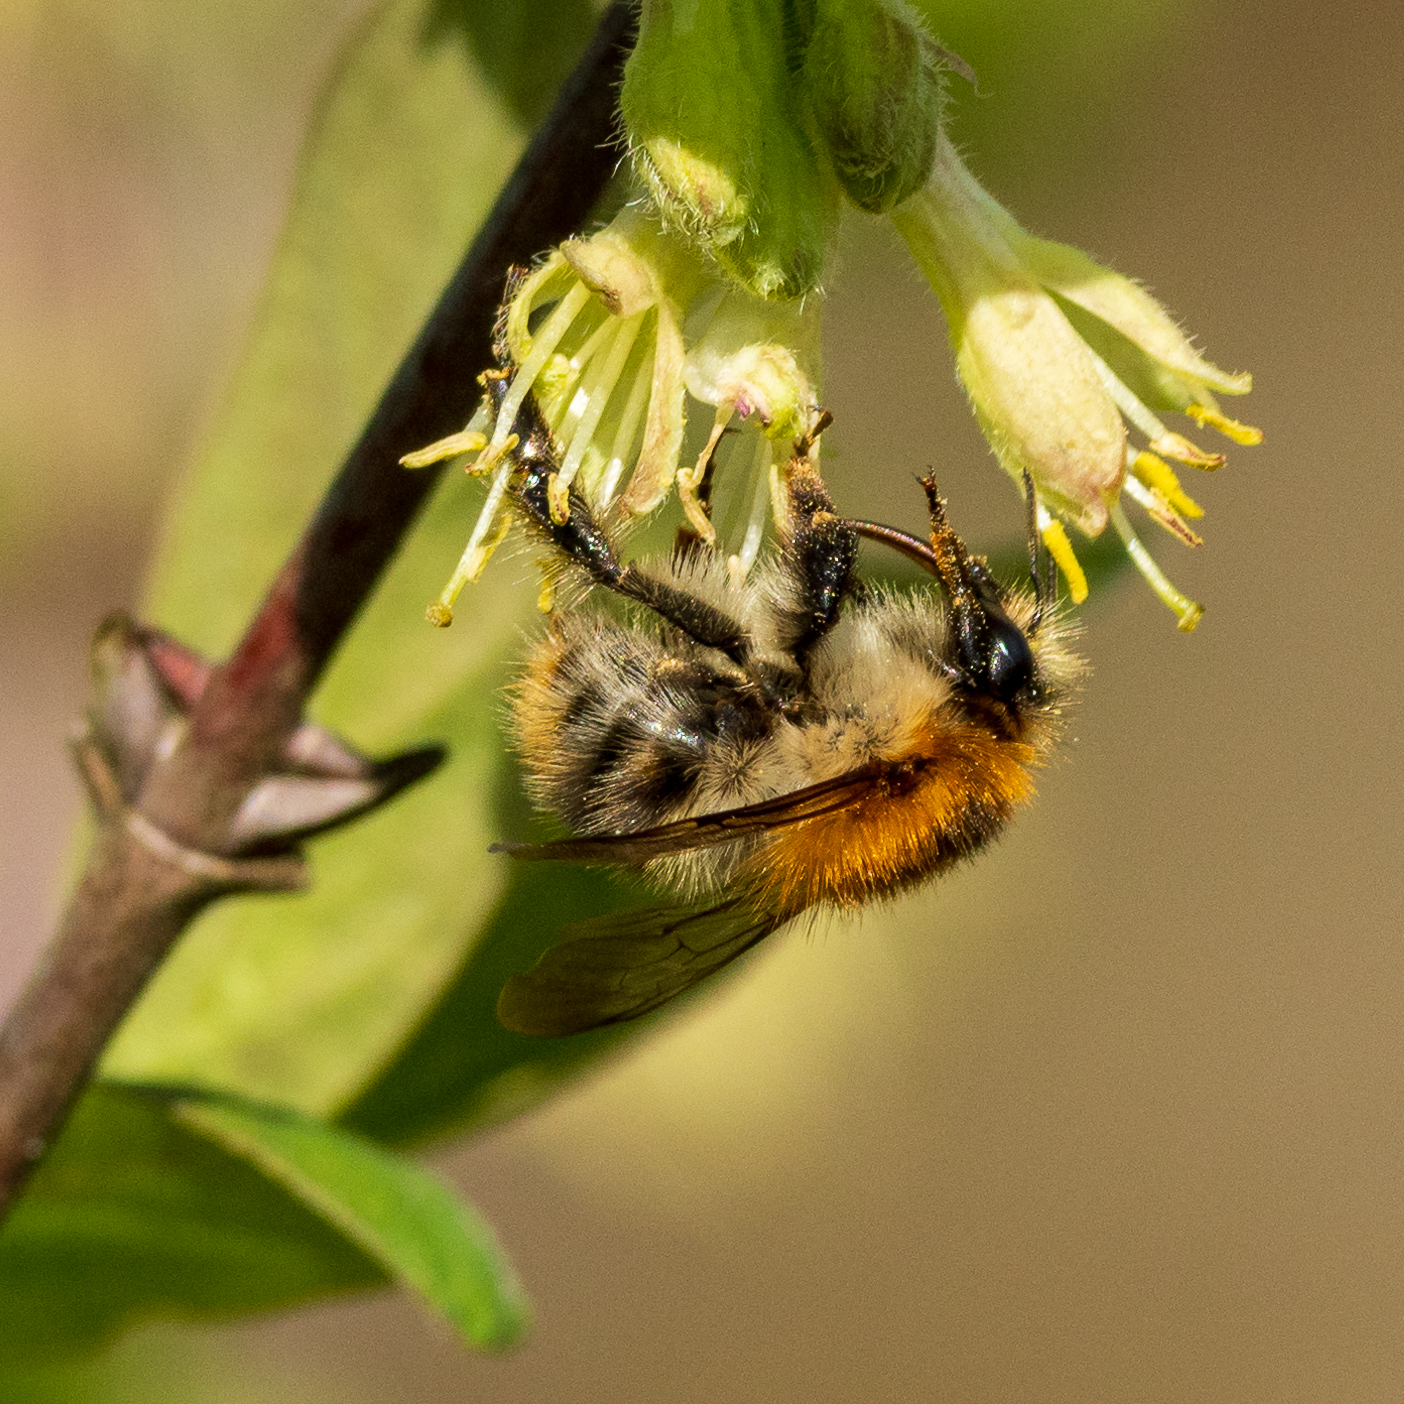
[981,611,1036,702]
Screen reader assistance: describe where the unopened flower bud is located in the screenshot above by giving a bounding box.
[803,0,945,214]
[622,0,837,300]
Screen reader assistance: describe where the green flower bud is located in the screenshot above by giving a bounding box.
[621,0,838,300]
[803,0,945,214]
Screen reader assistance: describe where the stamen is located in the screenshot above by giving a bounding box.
[399,429,487,469]
[490,281,591,453]
[1148,431,1226,471]
[1186,403,1264,445]
[680,410,732,542]
[1109,500,1203,632]
[597,328,655,505]
[1131,450,1203,518]
[1036,506,1088,604]
[1121,475,1204,548]
[552,314,618,445]
[734,433,775,575]
[556,311,646,497]
[533,354,577,423]
[426,455,516,625]
[1081,343,1169,443]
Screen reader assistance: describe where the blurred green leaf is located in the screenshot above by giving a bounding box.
[340,817,638,1146]
[141,0,524,662]
[174,1091,529,1351]
[340,740,776,1148]
[0,1082,526,1369]
[0,1084,381,1369]
[101,0,593,1113]
[424,0,597,125]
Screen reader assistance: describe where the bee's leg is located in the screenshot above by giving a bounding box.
[509,431,750,662]
[772,411,859,664]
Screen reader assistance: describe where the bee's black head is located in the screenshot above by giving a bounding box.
[951,560,1038,705]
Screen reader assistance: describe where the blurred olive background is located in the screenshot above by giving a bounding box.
[3,0,1402,1400]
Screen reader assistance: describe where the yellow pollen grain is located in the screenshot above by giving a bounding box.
[1041,520,1089,604]
[1186,404,1263,445]
[547,472,571,525]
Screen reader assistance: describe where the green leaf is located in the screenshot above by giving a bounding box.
[142,0,524,661]
[340,826,639,1146]
[173,1090,529,1352]
[338,733,770,1146]
[101,0,595,1113]
[425,0,597,126]
[0,1084,381,1368]
[0,1083,527,1368]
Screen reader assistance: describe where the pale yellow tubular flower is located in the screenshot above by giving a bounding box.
[891,134,1127,537]
[412,208,701,624]
[891,131,1260,627]
[409,202,826,622]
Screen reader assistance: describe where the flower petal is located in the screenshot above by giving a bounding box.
[1013,234,1251,398]
[618,302,686,516]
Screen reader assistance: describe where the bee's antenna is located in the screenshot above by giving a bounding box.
[919,474,974,603]
[1022,471,1055,631]
[1022,470,1057,634]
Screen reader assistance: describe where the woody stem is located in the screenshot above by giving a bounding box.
[0,0,636,1223]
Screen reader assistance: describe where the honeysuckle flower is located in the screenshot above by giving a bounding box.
[413,0,1258,634]
[891,132,1260,631]
[404,205,822,624]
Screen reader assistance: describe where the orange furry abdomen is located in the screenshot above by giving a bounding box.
[754,724,1040,914]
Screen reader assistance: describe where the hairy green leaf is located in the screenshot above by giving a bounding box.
[103,0,578,1112]
[174,1091,529,1351]
[0,1084,380,1368]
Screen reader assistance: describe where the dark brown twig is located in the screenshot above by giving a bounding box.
[0,0,636,1221]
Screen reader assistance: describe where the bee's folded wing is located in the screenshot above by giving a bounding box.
[490,763,886,866]
[496,896,789,1037]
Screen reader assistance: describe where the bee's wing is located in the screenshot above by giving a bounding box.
[496,894,789,1037]
[491,763,886,867]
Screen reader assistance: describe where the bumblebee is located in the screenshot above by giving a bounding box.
[486,377,1084,1036]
